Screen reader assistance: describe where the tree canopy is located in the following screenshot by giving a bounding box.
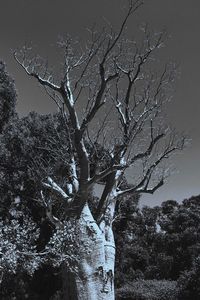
[0,61,17,133]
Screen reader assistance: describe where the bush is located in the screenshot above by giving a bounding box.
[116,279,178,300]
[177,256,200,299]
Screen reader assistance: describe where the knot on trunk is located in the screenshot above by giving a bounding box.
[86,220,99,237]
[99,268,114,294]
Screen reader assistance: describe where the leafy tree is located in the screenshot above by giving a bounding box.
[115,195,200,287]
[157,197,200,279]
[0,112,68,298]
[114,193,142,286]
[177,256,200,300]
[0,209,41,297]
[0,61,17,133]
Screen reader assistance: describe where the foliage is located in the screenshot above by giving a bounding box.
[158,197,200,279]
[0,61,17,133]
[116,280,178,300]
[114,193,141,286]
[115,195,200,291]
[45,218,80,273]
[0,206,41,278]
[0,111,76,297]
[177,256,200,300]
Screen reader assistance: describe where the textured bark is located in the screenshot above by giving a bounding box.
[71,204,116,300]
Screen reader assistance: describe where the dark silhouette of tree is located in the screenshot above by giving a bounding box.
[0,61,17,133]
[178,255,200,300]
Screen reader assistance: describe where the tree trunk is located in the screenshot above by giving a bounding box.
[64,204,115,300]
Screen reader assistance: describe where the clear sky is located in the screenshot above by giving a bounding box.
[1,0,200,206]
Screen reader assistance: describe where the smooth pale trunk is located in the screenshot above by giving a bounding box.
[68,204,116,300]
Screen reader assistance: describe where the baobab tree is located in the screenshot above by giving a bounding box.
[14,1,185,299]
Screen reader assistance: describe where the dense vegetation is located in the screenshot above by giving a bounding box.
[114,196,200,299]
[0,62,199,299]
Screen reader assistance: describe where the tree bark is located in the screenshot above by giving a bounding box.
[65,204,115,300]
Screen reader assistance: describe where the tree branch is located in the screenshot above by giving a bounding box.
[42,177,72,202]
[13,51,61,92]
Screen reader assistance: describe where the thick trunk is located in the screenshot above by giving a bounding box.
[63,204,115,300]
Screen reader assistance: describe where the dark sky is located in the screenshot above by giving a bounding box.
[1,0,200,206]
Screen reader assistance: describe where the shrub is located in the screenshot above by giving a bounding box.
[116,279,178,300]
[177,256,200,299]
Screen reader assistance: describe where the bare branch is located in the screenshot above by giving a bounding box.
[42,177,72,202]
[130,132,165,164]
[13,50,61,92]
[79,1,143,134]
[117,134,186,197]
[40,191,63,227]
[89,163,126,185]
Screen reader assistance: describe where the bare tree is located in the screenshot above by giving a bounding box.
[14,1,185,299]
